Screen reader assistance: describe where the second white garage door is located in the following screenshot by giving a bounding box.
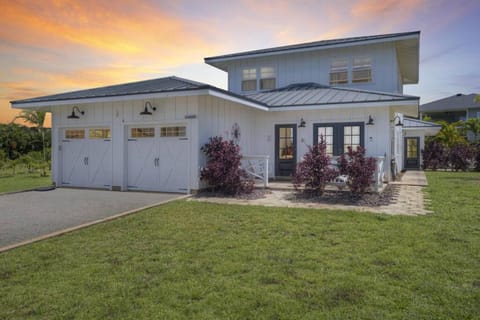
[127,125,189,193]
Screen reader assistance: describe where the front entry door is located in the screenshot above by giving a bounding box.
[275,124,296,177]
[404,137,420,169]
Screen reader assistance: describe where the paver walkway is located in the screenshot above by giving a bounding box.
[192,170,432,216]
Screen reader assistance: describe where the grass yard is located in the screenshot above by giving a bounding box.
[0,172,51,193]
[0,172,479,319]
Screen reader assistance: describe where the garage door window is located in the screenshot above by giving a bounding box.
[65,129,85,139]
[160,126,186,137]
[131,128,154,138]
[89,128,111,139]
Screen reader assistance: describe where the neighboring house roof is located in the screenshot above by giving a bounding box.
[205,31,420,84]
[11,77,418,114]
[245,82,419,110]
[420,93,480,113]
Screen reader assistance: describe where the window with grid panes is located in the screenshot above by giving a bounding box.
[329,59,348,85]
[241,68,257,91]
[260,67,276,90]
[160,126,186,137]
[131,128,154,138]
[65,129,85,139]
[352,57,372,83]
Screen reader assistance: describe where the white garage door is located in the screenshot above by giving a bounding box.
[61,128,112,189]
[127,125,189,193]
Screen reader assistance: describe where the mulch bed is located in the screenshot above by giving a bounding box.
[195,188,271,200]
[287,184,400,207]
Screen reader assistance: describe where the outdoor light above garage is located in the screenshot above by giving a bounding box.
[140,101,156,115]
[67,106,84,119]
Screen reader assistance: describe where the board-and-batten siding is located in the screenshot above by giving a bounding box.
[227,42,400,95]
[252,106,392,178]
[51,95,200,190]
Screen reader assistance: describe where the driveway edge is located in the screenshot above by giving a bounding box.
[0,194,190,254]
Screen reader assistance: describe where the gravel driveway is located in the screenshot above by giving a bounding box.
[0,188,184,248]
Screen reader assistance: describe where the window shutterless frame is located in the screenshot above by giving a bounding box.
[313,122,364,156]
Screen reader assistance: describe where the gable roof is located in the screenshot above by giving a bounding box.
[204,31,420,84]
[245,82,419,109]
[420,93,480,113]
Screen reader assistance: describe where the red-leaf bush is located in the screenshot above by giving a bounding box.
[200,136,253,195]
[475,143,480,171]
[422,139,448,170]
[449,143,475,171]
[338,146,377,195]
[293,139,337,196]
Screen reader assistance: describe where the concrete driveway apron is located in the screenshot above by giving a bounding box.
[0,188,184,248]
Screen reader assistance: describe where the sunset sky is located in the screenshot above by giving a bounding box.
[1,0,479,127]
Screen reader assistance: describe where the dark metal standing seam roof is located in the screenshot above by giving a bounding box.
[204,31,420,62]
[420,93,480,113]
[10,76,211,104]
[245,83,418,108]
[11,77,418,110]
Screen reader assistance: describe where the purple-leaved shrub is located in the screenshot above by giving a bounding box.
[422,139,448,170]
[449,143,475,171]
[293,139,337,196]
[338,146,376,196]
[200,136,254,195]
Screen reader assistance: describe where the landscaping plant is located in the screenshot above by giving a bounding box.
[448,143,475,171]
[293,139,337,196]
[200,136,253,195]
[422,139,448,170]
[338,146,376,195]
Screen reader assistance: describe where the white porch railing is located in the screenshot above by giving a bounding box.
[241,155,269,188]
[328,156,386,193]
[373,156,386,193]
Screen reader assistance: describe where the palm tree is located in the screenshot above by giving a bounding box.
[464,118,480,142]
[12,110,47,161]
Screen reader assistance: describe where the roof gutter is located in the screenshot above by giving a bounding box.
[268,99,419,112]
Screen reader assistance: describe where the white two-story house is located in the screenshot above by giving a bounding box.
[11,31,426,193]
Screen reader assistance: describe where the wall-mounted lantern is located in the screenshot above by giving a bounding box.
[140,101,156,115]
[67,106,84,119]
[298,118,306,128]
[366,115,374,125]
[392,115,403,126]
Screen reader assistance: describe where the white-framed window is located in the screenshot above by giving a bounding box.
[65,129,85,139]
[260,67,276,90]
[160,126,186,137]
[352,57,372,83]
[329,58,348,85]
[241,68,257,91]
[89,128,111,139]
[131,127,154,138]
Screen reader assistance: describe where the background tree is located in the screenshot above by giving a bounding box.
[464,118,480,142]
[435,121,466,147]
[13,110,48,161]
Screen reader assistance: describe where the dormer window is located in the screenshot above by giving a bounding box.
[242,68,257,91]
[352,57,372,83]
[260,67,276,90]
[329,59,348,85]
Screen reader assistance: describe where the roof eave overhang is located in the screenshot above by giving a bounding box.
[11,88,270,112]
[205,32,420,71]
[268,99,419,112]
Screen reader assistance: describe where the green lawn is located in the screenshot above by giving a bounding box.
[0,172,52,193]
[0,172,479,319]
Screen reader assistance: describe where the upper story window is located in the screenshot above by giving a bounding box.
[260,67,276,90]
[329,59,348,85]
[241,68,257,91]
[352,57,372,83]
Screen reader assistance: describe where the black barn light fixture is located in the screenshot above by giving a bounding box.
[67,106,84,119]
[366,115,374,125]
[298,118,306,128]
[392,115,403,126]
[140,101,156,115]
